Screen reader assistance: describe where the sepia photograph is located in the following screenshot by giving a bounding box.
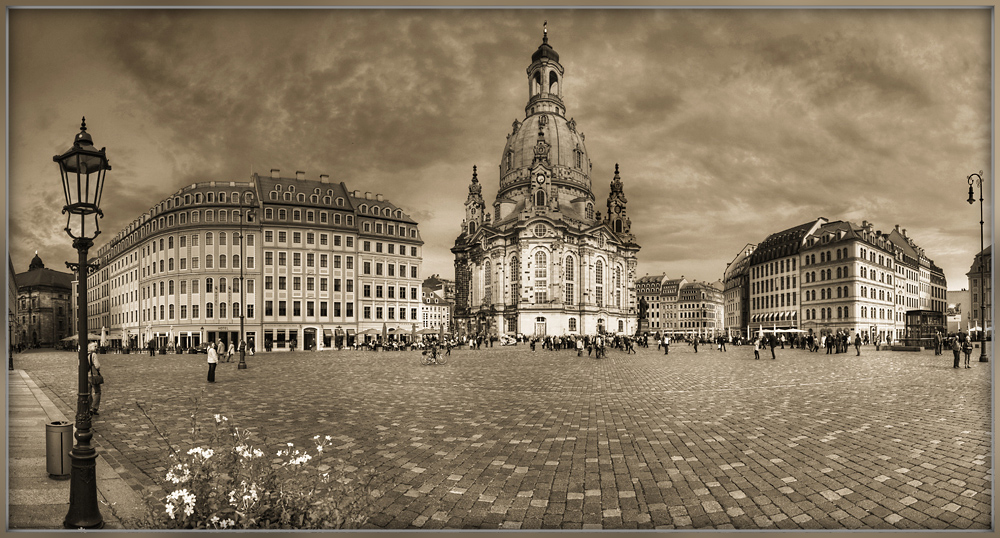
[5,5,993,530]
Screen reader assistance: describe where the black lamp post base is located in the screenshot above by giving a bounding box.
[63,449,104,529]
[238,351,247,369]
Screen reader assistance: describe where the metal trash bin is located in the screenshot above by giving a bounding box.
[46,420,73,480]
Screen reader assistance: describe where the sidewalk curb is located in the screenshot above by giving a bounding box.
[9,370,149,529]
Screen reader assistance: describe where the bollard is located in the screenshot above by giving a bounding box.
[46,421,73,480]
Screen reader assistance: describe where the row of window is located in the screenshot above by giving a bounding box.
[144,302,254,323]
[803,306,891,321]
[143,254,255,277]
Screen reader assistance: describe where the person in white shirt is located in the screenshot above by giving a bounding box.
[207,341,218,383]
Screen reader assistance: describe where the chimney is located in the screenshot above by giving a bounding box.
[376,194,384,202]
[862,220,868,228]
[319,174,329,183]
[270,168,280,179]
[902,229,907,238]
[895,224,900,232]
[365,192,373,200]
[295,171,305,180]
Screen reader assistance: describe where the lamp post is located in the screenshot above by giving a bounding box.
[967,171,989,362]
[55,118,110,529]
[236,189,256,370]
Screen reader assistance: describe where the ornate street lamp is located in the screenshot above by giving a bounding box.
[967,171,989,362]
[55,117,110,529]
[236,189,256,370]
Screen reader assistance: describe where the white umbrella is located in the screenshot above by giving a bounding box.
[100,326,107,348]
[167,326,174,349]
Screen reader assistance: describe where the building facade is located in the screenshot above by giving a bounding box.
[966,246,992,338]
[86,170,422,351]
[734,218,948,343]
[452,29,641,338]
[677,280,724,339]
[800,220,897,341]
[748,219,826,332]
[8,256,19,350]
[421,286,453,333]
[723,243,756,337]
[15,254,73,347]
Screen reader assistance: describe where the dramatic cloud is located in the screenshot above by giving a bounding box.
[7,8,991,291]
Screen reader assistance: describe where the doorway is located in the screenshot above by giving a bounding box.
[304,328,317,351]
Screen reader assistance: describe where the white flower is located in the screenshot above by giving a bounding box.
[287,442,294,447]
[214,414,222,423]
[165,502,176,520]
[253,448,264,458]
[316,445,324,453]
[211,515,220,525]
[313,435,320,440]
[325,435,332,441]
[220,518,235,529]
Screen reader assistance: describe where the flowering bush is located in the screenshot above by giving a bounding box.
[128,413,380,529]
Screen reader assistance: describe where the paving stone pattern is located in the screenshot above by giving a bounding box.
[15,343,991,530]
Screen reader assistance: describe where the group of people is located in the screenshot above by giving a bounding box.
[205,339,252,382]
[934,332,976,369]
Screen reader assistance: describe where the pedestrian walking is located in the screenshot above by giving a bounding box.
[207,340,218,382]
[663,335,670,355]
[693,338,698,353]
[87,342,103,416]
[720,337,727,352]
[576,337,584,357]
[753,337,760,360]
[769,335,777,360]
[951,337,961,368]
[962,338,973,368]
[854,334,862,356]
[217,340,227,362]
[227,341,236,362]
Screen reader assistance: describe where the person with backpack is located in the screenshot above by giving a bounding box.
[87,342,103,416]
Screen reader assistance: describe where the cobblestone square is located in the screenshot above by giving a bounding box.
[13,343,992,529]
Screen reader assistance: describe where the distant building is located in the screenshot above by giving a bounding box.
[678,280,725,339]
[421,286,453,333]
[15,253,73,347]
[966,246,992,339]
[749,218,826,332]
[734,218,946,343]
[423,274,455,301]
[8,256,19,350]
[87,170,424,351]
[946,289,970,334]
[452,29,640,338]
[723,243,756,337]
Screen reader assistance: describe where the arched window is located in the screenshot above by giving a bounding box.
[615,266,622,308]
[510,256,520,305]
[220,232,227,246]
[220,278,227,293]
[206,255,214,269]
[206,232,213,245]
[836,267,842,279]
[484,260,492,305]
[586,203,594,220]
[565,256,575,305]
[548,71,559,94]
[595,260,604,307]
[535,190,545,207]
[534,251,547,304]
[206,303,214,318]
[219,302,227,319]
[206,278,214,293]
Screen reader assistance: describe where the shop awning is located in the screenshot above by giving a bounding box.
[323,329,333,337]
[346,329,355,335]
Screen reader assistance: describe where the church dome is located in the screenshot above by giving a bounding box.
[531,37,559,63]
[500,112,591,191]
[29,252,44,271]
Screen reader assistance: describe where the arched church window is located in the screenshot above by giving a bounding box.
[533,71,542,96]
[534,251,548,304]
[484,260,492,305]
[505,151,513,170]
[586,203,594,220]
[615,220,623,234]
[510,256,520,305]
[535,191,545,207]
[565,255,575,305]
[469,222,477,235]
[548,71,559,95]
[595,260,604,307]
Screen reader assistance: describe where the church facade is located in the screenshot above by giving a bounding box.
[452,29,641,338]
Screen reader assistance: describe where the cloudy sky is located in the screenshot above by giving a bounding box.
[7,8,992,289]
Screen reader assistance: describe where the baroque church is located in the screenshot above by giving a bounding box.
[452,28,641,338]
